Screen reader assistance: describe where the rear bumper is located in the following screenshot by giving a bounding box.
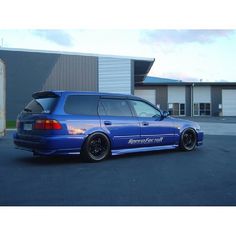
[13,132,86,155]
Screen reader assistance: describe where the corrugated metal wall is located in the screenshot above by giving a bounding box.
[0,50,98,120]
[98,57,132,94]
[156,86,168,111]
[43,55,98,91]
[185,86,191,116]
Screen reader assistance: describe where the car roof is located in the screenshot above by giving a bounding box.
[32,90,141,100]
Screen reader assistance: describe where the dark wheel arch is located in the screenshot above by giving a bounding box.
[180,128,197,151]
[81,132,111,162]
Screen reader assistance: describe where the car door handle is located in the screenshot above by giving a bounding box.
[142,121,149,126]
[104,121,112,126]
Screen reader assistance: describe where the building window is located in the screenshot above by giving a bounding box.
[180,103,185,116]
[193,103,211,116]
[168,103,185,116]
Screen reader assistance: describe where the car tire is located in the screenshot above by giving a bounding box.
[180,128,197,151]
[82,132,111,162]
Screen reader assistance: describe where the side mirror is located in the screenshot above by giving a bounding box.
[162,111,170,118]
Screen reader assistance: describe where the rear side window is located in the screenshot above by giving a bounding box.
[98,99,132,117]
[24,97,58,114]
[64,95,98,116]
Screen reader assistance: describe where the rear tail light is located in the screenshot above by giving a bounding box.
[34,119,62,130]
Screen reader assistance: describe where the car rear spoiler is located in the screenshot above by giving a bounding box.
[32,91,61,99]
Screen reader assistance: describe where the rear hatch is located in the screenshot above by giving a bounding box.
[17,91,61,136]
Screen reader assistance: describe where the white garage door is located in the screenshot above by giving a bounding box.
[134,89,156,105]
[193,86,211,103]
[168,86,185,103]
[222,90,236,116]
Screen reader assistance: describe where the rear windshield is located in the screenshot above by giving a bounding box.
[23,97,58,114]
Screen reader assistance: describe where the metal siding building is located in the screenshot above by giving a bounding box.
[221,90,236,116]
[0,48,154,120]
[136,77,236,117]
[168,86,186,103]
[98,57,132,94]
[42,54,98,91]
[134,89,156,104]
[1,48,236,120]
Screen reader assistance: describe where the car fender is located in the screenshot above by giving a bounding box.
[83,127,113,147]
[179,124,196,134]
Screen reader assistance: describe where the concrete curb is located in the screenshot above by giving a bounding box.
[198,122,236,136]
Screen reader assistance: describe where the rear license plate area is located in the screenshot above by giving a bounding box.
[23,123,32,131]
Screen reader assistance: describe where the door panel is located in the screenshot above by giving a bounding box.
[138,116,177,146]
[98,99,140,149]
[129,99,177,147]
[100,116,141,149]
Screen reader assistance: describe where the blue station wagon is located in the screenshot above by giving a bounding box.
[14,91,204,162]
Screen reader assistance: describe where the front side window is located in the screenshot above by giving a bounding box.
[98,99,132,117]
[64,95,98,115]
[129,100,161,118]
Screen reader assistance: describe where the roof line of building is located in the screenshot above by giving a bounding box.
[0,47,155,62]
[144,59,155,77]
[136,82,236,86]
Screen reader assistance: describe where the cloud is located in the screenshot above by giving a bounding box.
[142,30,235,44]
[32,30,73,46]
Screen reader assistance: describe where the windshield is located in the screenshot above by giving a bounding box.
[23,97,58,114]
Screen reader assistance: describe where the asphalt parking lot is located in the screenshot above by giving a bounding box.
[1,130,236,206]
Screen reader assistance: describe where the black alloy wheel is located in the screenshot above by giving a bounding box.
[180,128,197,151]
[82,132,110,162]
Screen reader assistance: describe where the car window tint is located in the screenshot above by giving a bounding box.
[130,100,161,118]
[24,97,58,114]
[98,101,106,116]
[64,95,98,115]
[99,99,132,117]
